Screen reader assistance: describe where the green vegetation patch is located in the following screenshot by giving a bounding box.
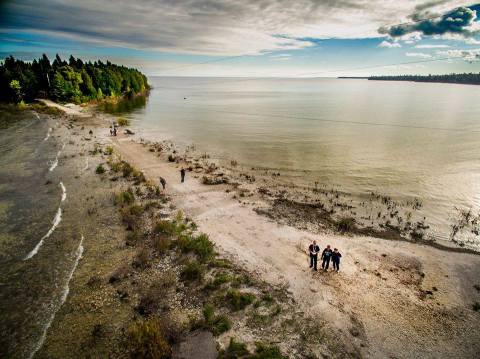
[226,289,256,311]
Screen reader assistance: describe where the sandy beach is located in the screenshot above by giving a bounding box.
[10,101,479,359]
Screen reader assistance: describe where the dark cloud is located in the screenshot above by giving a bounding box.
[380,6,478,38]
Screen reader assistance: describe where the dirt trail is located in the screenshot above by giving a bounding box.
[109,134,480,359]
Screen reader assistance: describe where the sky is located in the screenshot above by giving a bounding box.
[0,0,480,77]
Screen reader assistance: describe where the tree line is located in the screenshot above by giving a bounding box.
[0,54,149,104]
[369,73,480,85]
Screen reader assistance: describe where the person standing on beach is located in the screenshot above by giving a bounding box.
[321,245,333,271]
[159,176,166,190]
[332,248,342,272]
[308,240,320,271]
[180,168,186,183]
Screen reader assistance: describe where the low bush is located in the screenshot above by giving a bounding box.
[177,233,214,262]
[181,260,204,281]
[137,273,176,316]
[117,117,130,126]
[250,342,287,359]
[153,236,171,254]
[127,317,171,359]
[203,305,232,336]
[218,338,250,359]
[114,188,135,206]
[226,289,255,311]
[105,146,114,155]
[95,164,106,174]
[133,247,151,270]
[122,161,134,177]
[126,230,141,246]
[336,216,356,233]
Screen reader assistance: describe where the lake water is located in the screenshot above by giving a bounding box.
[103,77,480,249]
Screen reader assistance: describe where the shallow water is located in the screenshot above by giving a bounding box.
[0,113,82,358]
[102,77,480,249]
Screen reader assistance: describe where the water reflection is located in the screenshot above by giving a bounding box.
[97,94,147,115]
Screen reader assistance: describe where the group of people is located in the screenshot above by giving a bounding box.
[158,168,186,190]
[308,241,342,272]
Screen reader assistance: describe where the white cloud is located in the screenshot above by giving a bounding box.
[1,0,476,56]
[415,44,450,48]
[379,40,401,48]
[270,53,292,61]
[437,48,480,61]
[405,52,432,58]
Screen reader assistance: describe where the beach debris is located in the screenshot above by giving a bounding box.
[124,129,135,135]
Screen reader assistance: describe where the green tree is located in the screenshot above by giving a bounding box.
[9,79,22,103]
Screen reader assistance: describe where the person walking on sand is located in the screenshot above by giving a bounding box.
[332,248,342,272]
[308,240,320,271]
[321,245,333,271]
[180,168,186,183]
[159,176,166,190]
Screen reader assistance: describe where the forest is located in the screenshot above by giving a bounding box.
[0,54,149,104]
[369,73,480,85]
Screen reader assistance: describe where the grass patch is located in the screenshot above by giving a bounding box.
[226,289,255,311]
[127,317,171,359]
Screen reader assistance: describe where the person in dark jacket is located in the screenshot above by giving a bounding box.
[159,176,166,190]
[321,245,333,271]
[332,248,342,272]
[180,168,186,183]
[308,240,320,271]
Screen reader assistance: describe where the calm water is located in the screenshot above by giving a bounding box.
[105,77,480,248]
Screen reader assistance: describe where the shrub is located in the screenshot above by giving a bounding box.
[127,317,171,359]
[133,247,151,270]
[177,233,214,262]
[473,302,480,311]
[202,176,228,185]
[126,230,141,246]
[105,146,114,155]
[132,169,146,184]
[115,189,135,206]
[219,338,249,359]
[95,164,106,174]
[226,289,255,311]
[117,117,130,126]
[109,160,123,172]
[203,305,232,336]
[336,217,356,232]
[153,236,171,254]
[181,260,204,281]
[154,220,178,236]
[137,272,176,316]
[250,342,287,359]
[122,161,134,177]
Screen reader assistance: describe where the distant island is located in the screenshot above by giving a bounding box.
[367,73,480,85]
[0,54,149,104]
